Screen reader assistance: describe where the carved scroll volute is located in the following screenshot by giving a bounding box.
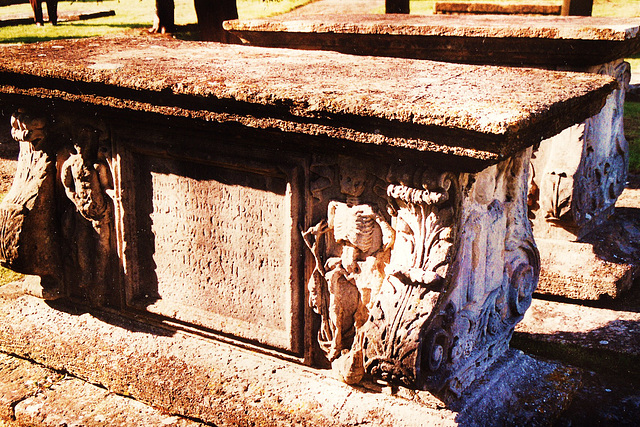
[0,109,61,289]
[443,149,539,398]
[361,167,457,389]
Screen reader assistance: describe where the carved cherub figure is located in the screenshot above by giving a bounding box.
[303,161,394,381]
[60,125,113,302]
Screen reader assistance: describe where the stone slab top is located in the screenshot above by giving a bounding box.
[225,14,640,43]
[434,2,561,15]
[0,34,615,169]
[224,14,640,66]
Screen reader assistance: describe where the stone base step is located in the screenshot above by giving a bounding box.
[434,2,561,15]
[0,353,202,427]
[515,296,640,379]
[0,282,584,427]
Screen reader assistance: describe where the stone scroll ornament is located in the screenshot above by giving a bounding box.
[0,110,61,295]
[361,166,456,390]
[0,110,116,304]
[529,60,630,237]
[305,150,539,396]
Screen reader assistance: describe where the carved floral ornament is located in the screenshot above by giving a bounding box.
[304,152,539,395]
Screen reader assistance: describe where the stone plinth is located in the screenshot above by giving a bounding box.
[0,34,614,403]
[0,284,584,426]
[225,14,640,300]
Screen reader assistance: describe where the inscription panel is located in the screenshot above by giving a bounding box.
[130,155,302,353]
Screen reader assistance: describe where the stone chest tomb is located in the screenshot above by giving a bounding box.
[0,34,616,423]
[226,14,640,300]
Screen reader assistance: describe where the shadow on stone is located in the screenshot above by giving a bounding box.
[513,319,640,381]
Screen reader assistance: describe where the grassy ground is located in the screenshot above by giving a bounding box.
[625,102,640,173]
[0,194,21,285]
[0,0,313,44]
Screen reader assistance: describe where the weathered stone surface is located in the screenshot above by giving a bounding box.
[0,110,60,284]
[0,352,62,421]
[300,149,539,393]
[126,154,303,352]
[0,286,586,426]
[223,14,640,301]
[0,34,615,168]
[14,377,202,427]
[284,0,383,15]
[530,59,631,241]
[224,14,640,66]
[533,166,640,300]
[0,285,460,426]
[435,1,561,15]
[0,34,618,395]
[451,349,582,426]
[536,239,636,300]
[515,298,640,357]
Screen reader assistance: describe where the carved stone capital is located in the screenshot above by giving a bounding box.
[304,150,539,396]
[530,59,631,240]
[0,110,59,286]
[0,109,116,304]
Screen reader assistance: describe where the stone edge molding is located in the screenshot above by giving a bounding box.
[224,14,640,41]
[224,15,640,66]
[0,35,616,168]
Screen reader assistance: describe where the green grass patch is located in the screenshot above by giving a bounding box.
[0,0,313,44]
[625,101,640,175]
[401,0,640,16]
[0,265,22,286]
[0,193,22,286]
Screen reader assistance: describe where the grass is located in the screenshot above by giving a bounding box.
[0,193,22,286]
[0,265,22,285]
[0,0,313,44]
[625,102,640,174]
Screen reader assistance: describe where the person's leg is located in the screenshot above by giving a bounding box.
[29,0,44,25]
[45,0,58,25]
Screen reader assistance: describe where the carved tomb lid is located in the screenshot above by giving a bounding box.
[0,34,615,170]
[224,14,640,66]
